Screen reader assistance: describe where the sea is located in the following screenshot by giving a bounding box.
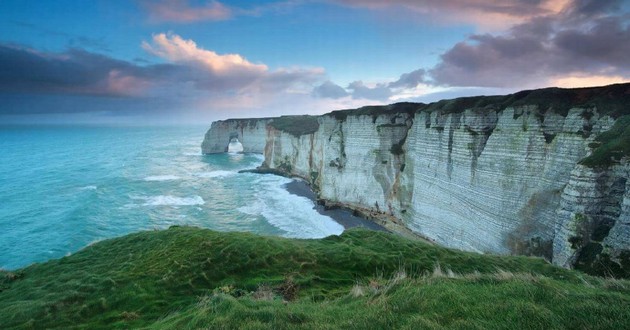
[0,125,344,270]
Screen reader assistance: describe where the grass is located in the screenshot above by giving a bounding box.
[1,226,630,329]
[580,115,630,167]
[330,102,420,122]
[269,115,319,137]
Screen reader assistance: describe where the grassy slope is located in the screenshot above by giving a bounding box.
[580,115,630,167]
[1,227,629,329]
[269,115,320,137]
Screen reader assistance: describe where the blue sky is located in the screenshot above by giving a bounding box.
[1,0,629,124]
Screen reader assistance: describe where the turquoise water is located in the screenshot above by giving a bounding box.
[0,126,343,270]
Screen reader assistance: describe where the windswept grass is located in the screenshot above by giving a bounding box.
[1,227,629,329]
[269,115,319,137]
[580,115,630,167]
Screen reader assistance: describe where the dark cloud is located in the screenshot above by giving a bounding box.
[565,0,622,18]
[314,69,427,101]
[429,3,630,87]
[312,80,349,99]
[347,81,392,100]
[0,45,155,96]
[388,69,425,88]
[0,38,326,117]
[554,16,630,69]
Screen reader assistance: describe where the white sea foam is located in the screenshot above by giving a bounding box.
[140,195,205,206]
[240,175,344,238]
[78,185,97,190]
[144,175,181,181]
[195,170,236,178]
[237,200,264,216]
[250,153,265,163]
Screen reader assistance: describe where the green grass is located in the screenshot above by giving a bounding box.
[580,115,630,167]
[330,102,420,122]
[1,227,630,329]
[269,115,319,137]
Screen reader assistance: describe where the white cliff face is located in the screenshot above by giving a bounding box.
[264,127,317,180]
[202,100,630,271]
[202,119,272,154]
[315,114,412,216]
[403,107,610,256]
[604,171,630,260]
[553,162,630,268]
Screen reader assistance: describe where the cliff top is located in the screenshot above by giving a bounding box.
[328,82,630,119]
[268,115,320,137]
[215,83,629,127]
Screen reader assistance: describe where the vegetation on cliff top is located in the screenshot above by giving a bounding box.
[327,83,630,119]
[269,115,320,137]
[330,102,420,121]
[580,115,630,167]
[2,226,630,329]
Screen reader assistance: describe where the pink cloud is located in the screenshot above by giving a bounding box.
[329,0,572,30]
[106,70,152,96]
[139,0,232,23]
[142,32,267,74]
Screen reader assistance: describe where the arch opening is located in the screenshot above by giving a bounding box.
[227,137,244,153]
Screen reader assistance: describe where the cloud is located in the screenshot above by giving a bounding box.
[312,80,349,99]
[0,33,326,121]
[0,45,155,97]
[312,0,629,102]
[428,0,630,88]
[138,0,232,23]
[347,81,392,100]
[313,69,428,101]
[142,32,267,74]
[141,32,322,94]
[388,69,425,89]
[328,0,572,28]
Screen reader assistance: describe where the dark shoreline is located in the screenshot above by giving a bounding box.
[283,179,388,232]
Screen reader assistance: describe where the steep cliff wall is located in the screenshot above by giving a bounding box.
[203,84,630,275]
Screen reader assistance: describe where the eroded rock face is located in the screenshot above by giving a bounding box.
[553,163,630,275]
[201,118,272,154]
[201,87,630,272]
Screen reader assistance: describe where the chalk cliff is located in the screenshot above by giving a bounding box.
[201,118,272,154]
[202,83,630,276]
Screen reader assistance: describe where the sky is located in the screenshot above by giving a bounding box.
[0,0,629,125]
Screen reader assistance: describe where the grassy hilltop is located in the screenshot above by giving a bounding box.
[2,226,630,329]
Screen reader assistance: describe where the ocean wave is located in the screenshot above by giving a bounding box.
[144,175,181,181]
[139,195,205,206]
[195,170,236,178]
[240,175,344,238]
[78,185,97,190]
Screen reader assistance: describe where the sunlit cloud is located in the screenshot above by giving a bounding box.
[142,32,267,74]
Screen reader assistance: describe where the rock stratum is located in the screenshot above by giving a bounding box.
[202,83,630,276]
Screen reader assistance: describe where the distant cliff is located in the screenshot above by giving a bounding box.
[202,83,630,276]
